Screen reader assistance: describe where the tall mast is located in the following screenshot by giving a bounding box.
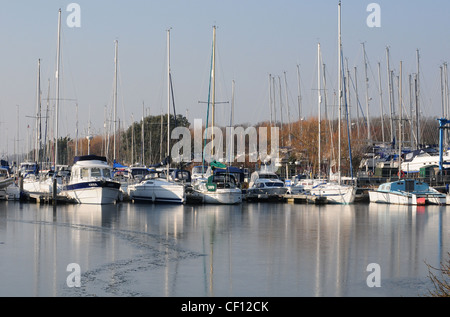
[441,65,445,118]
[231,79,235,126]
[386,47,395,144]
[167,28,171,179]
[444,63,449,146]
[441,64,448,123]
[54,9,61,169]
[211,26,216,157]
[415,49,420,148]
[278,76,283,145]
[87,107,92,155]
[103,105,106,156]
[391,70,396,146]
[45,79,50,167]
[272,76,277,124]
[229,79,235,163]
[75,103,78,156]
[16,105,19,167]
[317,43,321,181]
[354,67,360,138]
[323,63,328,121]
[35,59,41,163]
[142,101,145,166]
[377,62,385,143]
[113,39,118,162]
[398,61,402,177]
[346,59,352,133]
[338,0,342,184]
[284,71,291,144]
[409,74,414,147]
[131,114,134,164]
[362,42,371,142]
[269,74,273,126]
[297,65,302,122]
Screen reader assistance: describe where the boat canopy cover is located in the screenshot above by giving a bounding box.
[213,166,245,182]
[74,155,107,163]
[210,160,227,169]
[213,166,244,174]
[113,160,128,169]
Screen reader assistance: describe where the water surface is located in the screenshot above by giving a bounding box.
[0,201,448,297]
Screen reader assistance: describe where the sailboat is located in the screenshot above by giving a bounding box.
[190,26,242,204]
[309,1,356,204]
[191,161,242,204]
[22,12,65,198]
[127,29,185,204]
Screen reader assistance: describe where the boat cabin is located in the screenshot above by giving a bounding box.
[206,173,238,190]
[70,155,114,181]
[19,162,39,177]
[378,179,429,193]
[128,167,150,181]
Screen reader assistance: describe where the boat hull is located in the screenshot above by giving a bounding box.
[0,177,14,190]
[198,188,242,204]
[368,191,446,205]
[309,184,356,204]
[426,194,447,205]
[246,187,288,199]
[23,179,57,195]
[64,181,120,204]
[128,183,185,204]
[369,190,412,205]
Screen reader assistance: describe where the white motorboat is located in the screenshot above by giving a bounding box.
[369,178,446,205]
[63,155,121,204]
[401,147,450,174]
[0,167,14,190]
[287,182,306,195]
[246,165,288,200]
[127,170,185,204]
[0,167,19,200]
[114,165,151,201]
[22,170,63,196]
[22,174,54,195]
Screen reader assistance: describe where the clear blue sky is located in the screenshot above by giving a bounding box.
[1,0,450,158]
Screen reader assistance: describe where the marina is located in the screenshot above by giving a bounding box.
[1,1,450,300]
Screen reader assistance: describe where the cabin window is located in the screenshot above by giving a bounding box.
[81,168,89,178]
[178,171,190,180]
[102,168,111,178]
[266,182,284,187]
[260,174,278,180]
[91,168,101,178]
